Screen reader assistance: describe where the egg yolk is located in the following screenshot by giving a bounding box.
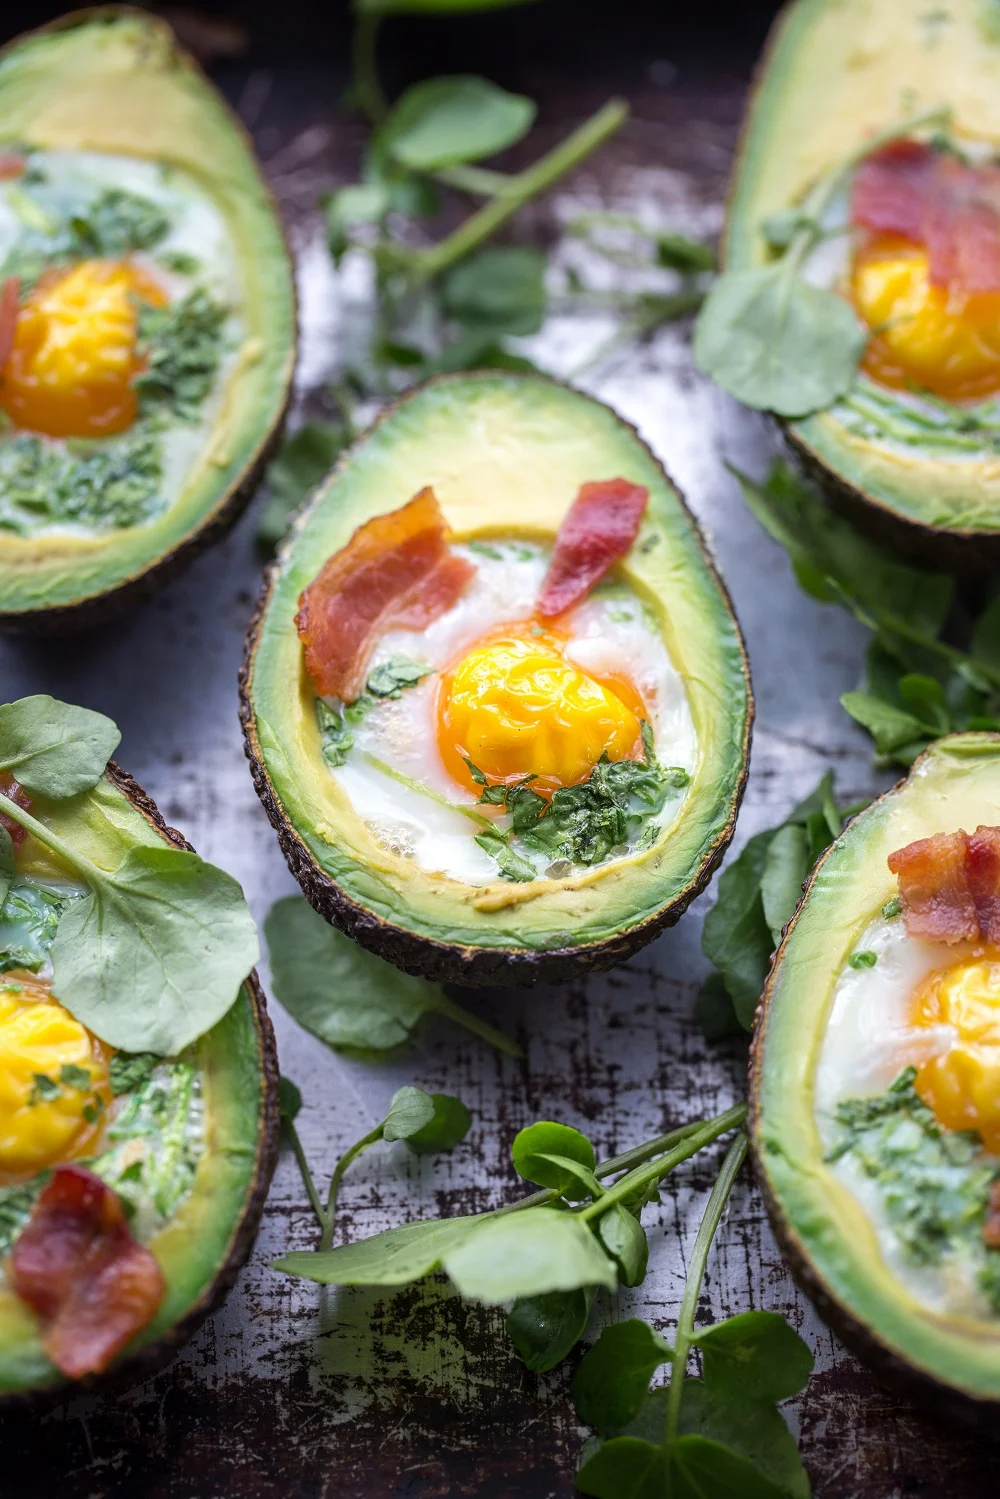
[852,235,1000,401]
[910,956,1000,1149]
[0,973,110,1180]
[438,629,643,791]
[0,258,167,438]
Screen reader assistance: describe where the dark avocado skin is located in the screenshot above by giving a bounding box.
[0,6,295,633]
[238,374,753,988]
[1,762,280,1408]
[747,755,999,1425]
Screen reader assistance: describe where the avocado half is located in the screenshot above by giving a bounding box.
[0,7,296,630]
[749,734,1000,1417]
[727,0,1000,569]
[0,762,279,1402]
[240,372,753,986]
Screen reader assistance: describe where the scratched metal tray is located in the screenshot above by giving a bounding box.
[0,8,993,1494]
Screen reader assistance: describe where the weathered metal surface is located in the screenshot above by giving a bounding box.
[0,57,995,1499]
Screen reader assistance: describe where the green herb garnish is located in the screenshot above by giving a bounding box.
[315,656,432,768]
[134,288,227,420]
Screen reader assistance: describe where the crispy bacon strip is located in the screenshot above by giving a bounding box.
[0,769,30,849]
[887,824,1000,945]
[537,478,649,620]
[984,1181,1000,1250]
[0,154,24,182]
[11,1165,165,1379]
[852,142,1000,295]
[296,487,476,702]
[0,276,19,372]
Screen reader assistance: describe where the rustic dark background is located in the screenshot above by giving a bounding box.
[0,1,996,1495]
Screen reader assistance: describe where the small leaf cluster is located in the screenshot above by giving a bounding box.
[315,655,432,768]
[698,771,861,1037]
[0,430,164,536]
[734,462,1000,767]
[134,288,228,421]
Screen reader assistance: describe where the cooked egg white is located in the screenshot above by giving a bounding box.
[330,540,697,884]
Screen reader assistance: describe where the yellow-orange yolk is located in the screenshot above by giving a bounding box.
[437,629,643,792]
[910,956,1000,1150]
[852,235,1000,401]
[0,258,167,438]
[0,973,110,1180]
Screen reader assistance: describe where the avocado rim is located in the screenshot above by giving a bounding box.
[0,760,280,1407]
[0,5,297,633]
[239,370,754,987]
[748,733,1000,1420]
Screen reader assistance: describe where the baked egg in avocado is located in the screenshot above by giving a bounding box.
[241,372,752,985]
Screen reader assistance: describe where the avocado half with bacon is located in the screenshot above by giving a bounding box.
[0,697,277,1399]
[709,0,1000,567]
[241,372,752,985]
[750,734,1000,1415]
[0,8,295,629]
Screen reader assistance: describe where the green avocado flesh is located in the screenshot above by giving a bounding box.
[752,734,1000,1403]
[0,10,294,617]
[0,774,271,1395]
[728,0,1000,534]
[246,373,751,964]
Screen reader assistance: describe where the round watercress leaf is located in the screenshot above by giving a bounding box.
[382,76,536,171]
[0,827,13,913]
[694,1310,814,1404]
[694,264,867,418]
[576,1435,667,1499]
[669,1434,793,1499]
[404,1092,472,1155]
[676,1381,809,1499]
[50,844,259,1054]
[506,1286,593,1372]
[535,1151,603,1201]
[442,1207,616,1303]
[381,1085,437,1142]
[759,822,811,947]
[273,1215,481,1286]
[442,246,546,335]
[596,1203,649,1287]
[0,696,120,798]
[278,1076,303,1123]
[512,1121,596,1192]
[572,1320,671,1431]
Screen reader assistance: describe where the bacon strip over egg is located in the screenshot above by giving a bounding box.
[887,825,1000,945]
[296,487,476,703]
[0,769,30,849]
[852,142,1000,295]
[0,154,24,182]
[10,1164,165,1379]
[0,277,19,376]
[536,478,649,620]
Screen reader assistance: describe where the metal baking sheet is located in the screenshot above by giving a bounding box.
[0,50,993,1499]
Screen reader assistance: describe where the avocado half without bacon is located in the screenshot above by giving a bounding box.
[241,372,752,985]
[750,734,1000,1416]
[0,8,295,629]
[0,696,277,1400]
[707,0,1000,568]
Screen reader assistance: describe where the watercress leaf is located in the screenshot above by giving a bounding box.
[897,673,952,733]
[670,1435,793,1499]
[694,971,744,1043]
[382,76,536,171]
[675,1381,809,1499]
[701,830,776,1029]
[694,264,867,417]
[365,656,431,696]
[840,691,930,757]
[475,829,537,882]
[972,593,1000,669]
[108,1051,158,1096]
[572,1320,671,1430]
[507,1286,594,1372]
[273,1215,481,1286]
[535,1152,604,1201]
[760,823,811,946]
[442,1207,617,1301]
[655,232,716,273]
[0,828,13,913]
[51,844,259,1054]
[278,1075,303,1123]
[257,422,347,557]
[760,208,817,253]
[264,896,518,1055]
[694,1310,814,1403]
[426,334,541,375]
[787,770,840,836]
[576,1435,668,1499]
[596,1203,649,1287]
[381,1085,437,1142]
[324,181,389,262]
[401,1092,471,1154]
[442,246,547,335]
[512,1120,596,1192]
[0,696,120,798]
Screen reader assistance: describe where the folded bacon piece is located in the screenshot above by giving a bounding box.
[0,154,24,182]
[887,824,1000,945]
[0,277,19,372]
[296,487,476,703]
[0,769,30,849]
[537,478,649,620]
[852,142,1000,295]
[11,1164,165,1379]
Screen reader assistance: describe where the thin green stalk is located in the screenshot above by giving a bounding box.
[362,752,494,827]
[284,1116,331,1243]
[412,99,629,282]
[432,993,523,1059]
[323,1125,384,1250]
[662,1131,748,1452]
[0,790,94,883]
[351,11,387,125]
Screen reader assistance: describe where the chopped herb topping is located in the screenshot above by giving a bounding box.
[134,288,227,421]
[157,249,201,276]
[316,656,432,768]
[0,430,163,536]
[59,1063,92,1090]
[0,880,72,972]
[882,895,903,920]
[848,950,878,969]
[2,184,171,288]
[109,1051,160,1097]
[28,1073,61,1106]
